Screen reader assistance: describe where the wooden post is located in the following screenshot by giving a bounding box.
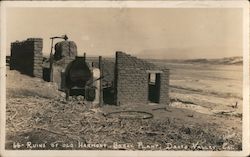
[99,56,103,106]
[83,53,86,62]
[49,39,54,82]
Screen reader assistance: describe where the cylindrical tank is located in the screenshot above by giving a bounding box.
[65,57,92,89]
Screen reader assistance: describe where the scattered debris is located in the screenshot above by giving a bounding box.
[228,101,238,109]
[152,107,172,112]
[5,62,243,151]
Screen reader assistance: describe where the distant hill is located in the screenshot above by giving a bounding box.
[183,56,243,65]
[145,56,243,65]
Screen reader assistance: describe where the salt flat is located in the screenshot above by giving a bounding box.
[152,61,242,115]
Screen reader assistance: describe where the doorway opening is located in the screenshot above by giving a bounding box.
[148,72,161,103]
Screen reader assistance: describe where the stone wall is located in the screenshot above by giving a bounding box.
[114,51,169,105]
[10,38,43,78]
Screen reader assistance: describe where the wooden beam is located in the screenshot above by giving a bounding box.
[146,70,163,74]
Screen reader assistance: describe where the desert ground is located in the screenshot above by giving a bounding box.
[5,61,242,150]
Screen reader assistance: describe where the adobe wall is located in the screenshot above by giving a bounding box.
[114,51,170,105]
[10,38,43,78]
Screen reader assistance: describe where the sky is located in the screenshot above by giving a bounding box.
[6,8,243,59]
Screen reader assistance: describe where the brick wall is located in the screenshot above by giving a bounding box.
[10,38,43,78]
[159,69,170,105]
[114,51,169,105]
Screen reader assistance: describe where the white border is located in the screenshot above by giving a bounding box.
[0,1,249,8]
[0,1,249,157]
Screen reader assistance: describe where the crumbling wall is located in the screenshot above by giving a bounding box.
[114,51,169,105]
[10,38,43,78]
[53,41,77,61]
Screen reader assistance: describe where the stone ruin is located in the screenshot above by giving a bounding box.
[53,40,77,61]
[114,52,169,105]
[9,37,170,106]
[10,38,43,78]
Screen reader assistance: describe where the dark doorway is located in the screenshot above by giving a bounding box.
[148,73,161,103]
[43,67,51,82]
[103,86,115,105]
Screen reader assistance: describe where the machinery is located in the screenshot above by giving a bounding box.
[48,35,103,104]
[63,56,96,101]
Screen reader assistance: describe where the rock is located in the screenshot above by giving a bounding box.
[77,95,84,101]
[60,93,66,98]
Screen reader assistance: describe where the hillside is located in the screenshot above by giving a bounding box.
[183,56,243,65]
[145,56,243,65]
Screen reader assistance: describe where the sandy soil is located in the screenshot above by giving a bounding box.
[5,63,242,150]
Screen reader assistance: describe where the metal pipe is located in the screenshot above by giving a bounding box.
[99,56,103,106]
[83,53,86,62]
[49,39,54,82]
